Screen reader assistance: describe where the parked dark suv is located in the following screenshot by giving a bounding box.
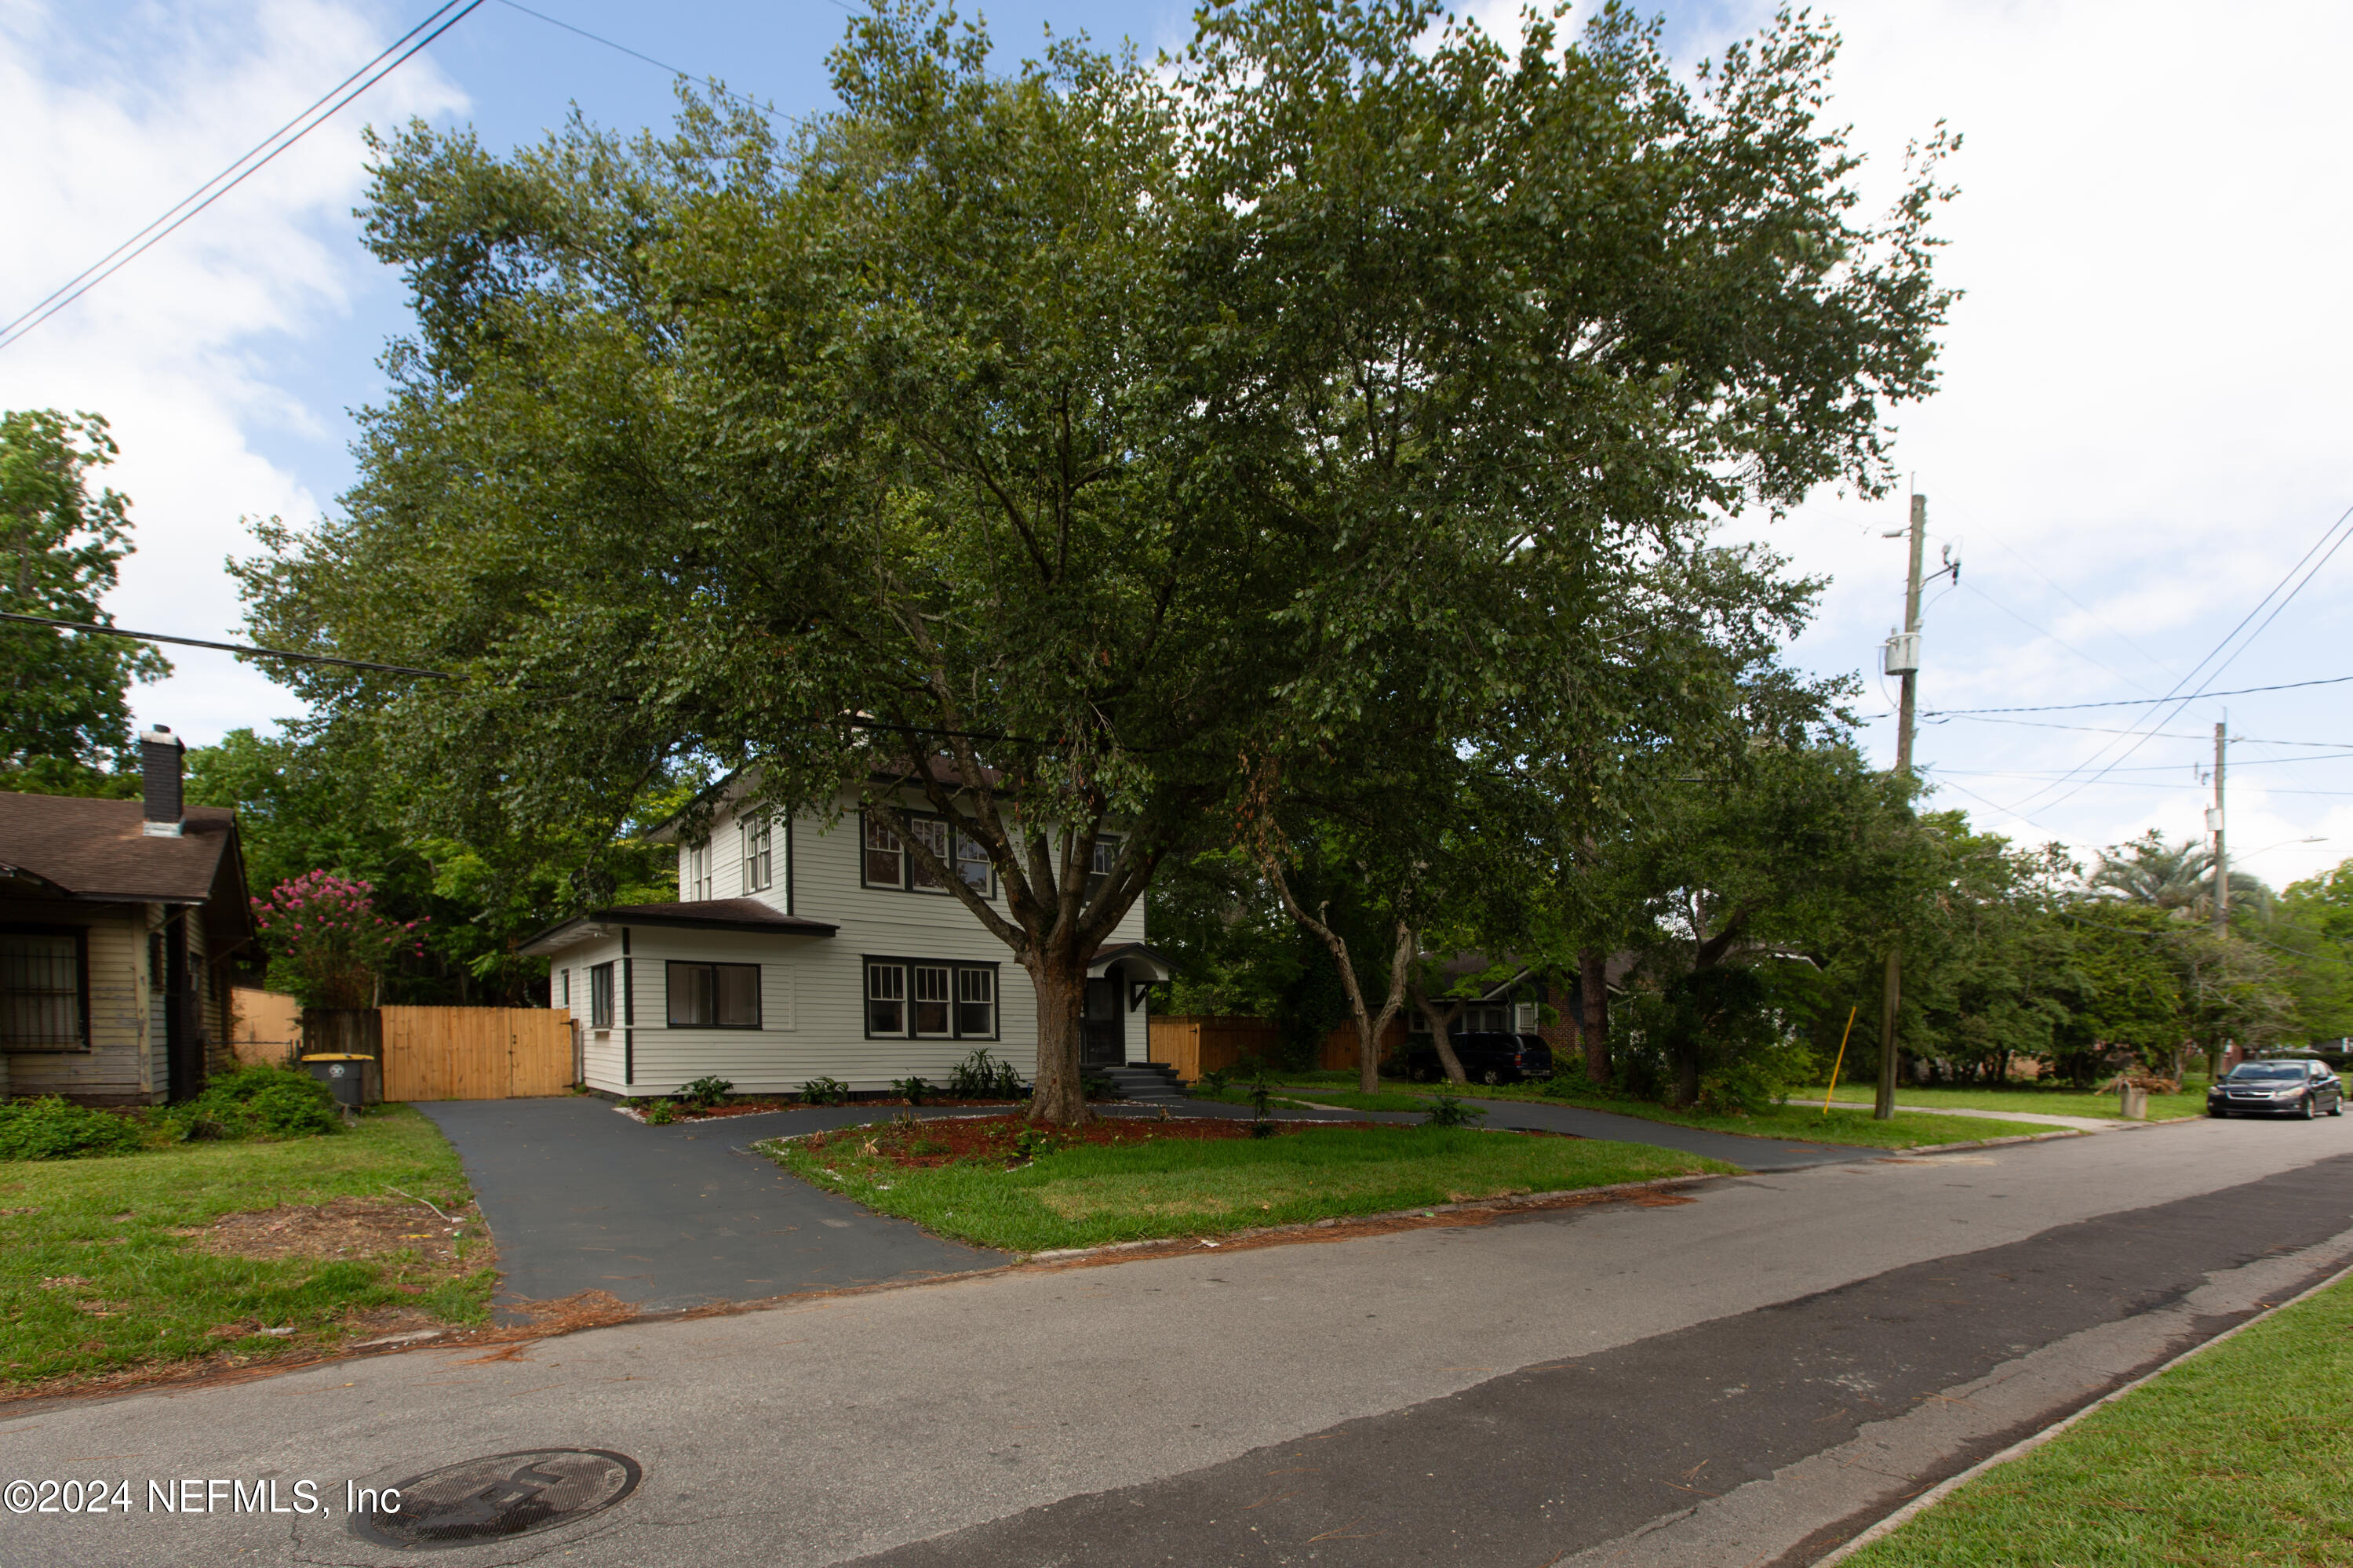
[1401,1031,1555,1086]
[2208,1059,2344,1119]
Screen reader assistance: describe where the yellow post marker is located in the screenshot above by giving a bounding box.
[1822,1006,1859,1114]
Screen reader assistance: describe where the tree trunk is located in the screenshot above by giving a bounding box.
[1674,1039,1700,1108]
[1578,947,1609,1083]
[1025,952,1090,1126]
[1409,974,1468,1085]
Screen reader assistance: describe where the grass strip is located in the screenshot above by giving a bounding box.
[759,1119,1733,1253]
[0,1106,491,1388]
[1257,1080,2056,1150]
[1841,1270,2353,1566]
[1821,1084,2202,1121]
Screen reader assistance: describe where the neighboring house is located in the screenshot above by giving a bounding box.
[0,728,256,1104]
[522,770,1171,1099]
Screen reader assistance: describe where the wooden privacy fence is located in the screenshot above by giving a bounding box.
[380,1007,576,1101]
[228,988,303,1068]
[1147,1015,1408,1081]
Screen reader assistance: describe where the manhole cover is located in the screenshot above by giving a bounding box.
[351,1449,640,1549]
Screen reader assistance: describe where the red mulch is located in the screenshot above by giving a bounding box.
[801,1113,1394,1170]
[668,1097,1022,1121]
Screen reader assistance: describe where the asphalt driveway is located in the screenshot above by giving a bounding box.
[414,1097,1008,1315]
[417,1091,1881,1317]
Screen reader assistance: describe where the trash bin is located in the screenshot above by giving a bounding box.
[2118,1083,2148,1121]
[300,1053,381,1108]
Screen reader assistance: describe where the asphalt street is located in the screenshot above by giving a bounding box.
[5,1113,2349,1568]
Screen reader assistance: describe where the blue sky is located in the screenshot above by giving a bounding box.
[6,0,2353,888]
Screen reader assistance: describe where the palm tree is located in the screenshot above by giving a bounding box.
[2085,831,2269,917]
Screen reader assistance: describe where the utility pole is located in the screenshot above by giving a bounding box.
[2210,720,2228,935]
[1877,493,1928,1121]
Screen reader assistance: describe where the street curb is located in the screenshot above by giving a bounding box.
[1019,1172,1722,1264]
[1812,1251,2353,1565]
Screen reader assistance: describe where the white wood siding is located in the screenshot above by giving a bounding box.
[2,902,161,1104]
[559,788,1149,1097]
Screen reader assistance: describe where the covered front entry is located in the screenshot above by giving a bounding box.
[1083,943,1178,1068]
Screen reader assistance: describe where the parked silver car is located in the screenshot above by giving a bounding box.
[2207,1059,2344,1119]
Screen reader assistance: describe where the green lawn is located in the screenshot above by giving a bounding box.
[1823,1084,2204,1122]
[759,1120,1732,1253]
[1250,1079,2058,1150]
[1842,1272,2353,1566]
[0,1106,492,1390]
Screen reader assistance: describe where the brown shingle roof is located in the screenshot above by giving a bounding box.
[0,793,239,903]
[521,898,839,954]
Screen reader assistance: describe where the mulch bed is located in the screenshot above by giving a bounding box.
[800,1112,1398,1170]
[634,1097,1026,1122]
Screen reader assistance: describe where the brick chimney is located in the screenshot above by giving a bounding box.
[140,725,184,838]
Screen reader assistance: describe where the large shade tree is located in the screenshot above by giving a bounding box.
[238,0,1953,1122]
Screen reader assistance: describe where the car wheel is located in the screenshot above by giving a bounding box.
[2302,1094,2319,1120]
[1481,1068,1502,1086]
[2333,1095,2345,1118]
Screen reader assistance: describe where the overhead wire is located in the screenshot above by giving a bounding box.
[0,0,483,354]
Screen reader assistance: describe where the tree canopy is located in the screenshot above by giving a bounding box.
[236,0,1954,1120]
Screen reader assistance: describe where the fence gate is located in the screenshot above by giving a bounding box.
[379,1007,576,1101]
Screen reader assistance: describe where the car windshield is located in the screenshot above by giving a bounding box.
[2227,1065,2304,1080]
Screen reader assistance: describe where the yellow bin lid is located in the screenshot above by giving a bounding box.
[300,1053,375,1061]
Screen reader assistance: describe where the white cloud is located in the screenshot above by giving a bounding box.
[0,0,464,748]
[1517,0,2353,890]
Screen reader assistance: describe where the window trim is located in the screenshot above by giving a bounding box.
[741,816,774,893]
[683,839,714,903]
[860,809,995,898]
[861,955,1000,1040]
[0,922,90,1053]
[588,961,616,1030]
[664,959,763,1030]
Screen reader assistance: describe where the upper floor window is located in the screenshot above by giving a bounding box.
[589,962,616,1029]
[0,929,85,1050]
[683,841,714,902]
[863,810,993,897]
[1085,835,1122,904]
[741,817,773,893]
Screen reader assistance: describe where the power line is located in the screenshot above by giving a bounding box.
[1923,671,2353,717]
[2012,499,2353,814]
[1957,579,2162,697]
[492,0,802,126]
[0,0,483,354]
[0,612,454,678]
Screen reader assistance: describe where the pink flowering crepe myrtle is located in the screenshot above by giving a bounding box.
[251,871,428,1009]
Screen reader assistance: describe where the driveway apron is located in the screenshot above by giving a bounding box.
[413,1097,1007,1315]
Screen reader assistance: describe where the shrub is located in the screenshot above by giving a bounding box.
[641,1097,679,1124]
[799,1075,851,1106]
[249,871,426,1010]
[1197,1068,1233,1096]
[1422,1087,1487,1128]
[0,1097,147,1160]
[677,1075,734,1109]
[891,1075,931,1104]
[945,1049,1021,1099]
[155,1065,341,1144]
[250,1081,342,1137]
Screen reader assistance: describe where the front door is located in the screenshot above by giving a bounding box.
[1082,976,1124,1067]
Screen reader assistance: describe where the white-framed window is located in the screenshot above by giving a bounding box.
[560,968,570,1008]
[911,962,952,1035]
[0,929,86,1050]
[956,832,993,893]
[741,817,773,893]
[863,809,993,897]
[865,960,906,1035]
[667,961,760,1028]
[684,841,714,902]
[956,966,995,1036]
[864,957,1000,1039]
[863,815,904,886]
[1085,835,1121,903]
[589,962,616,1029]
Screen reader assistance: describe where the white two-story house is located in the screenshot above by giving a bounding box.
[521,772,1168,1099]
